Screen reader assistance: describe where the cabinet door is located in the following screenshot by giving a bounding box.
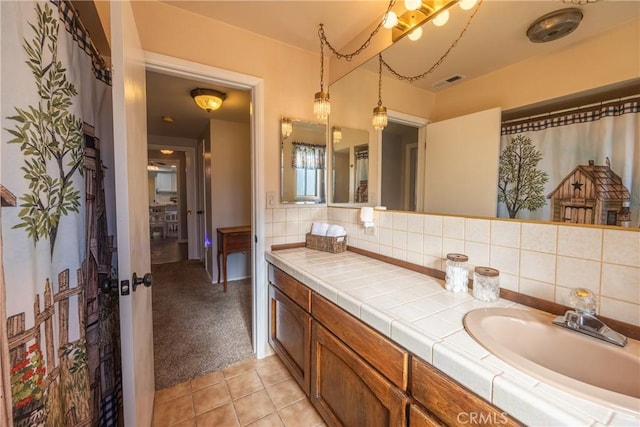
[311,322,408,427]
[269,284,311,395]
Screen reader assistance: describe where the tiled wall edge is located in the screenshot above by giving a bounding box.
[265,206,640,326]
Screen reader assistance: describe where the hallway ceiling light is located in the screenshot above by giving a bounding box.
[161,115,174,123]
[160,149,174,155]
[191,88,226,112]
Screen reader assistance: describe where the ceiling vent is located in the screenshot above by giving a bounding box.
[527,8,583,43]
[432,74,465,89]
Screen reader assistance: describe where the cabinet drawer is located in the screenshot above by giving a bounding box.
[312,293,409,391]
[411,357,521,427]
[270,266,311,312]
[225,233,251,252]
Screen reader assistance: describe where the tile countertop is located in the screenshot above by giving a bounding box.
[265,248,640,427]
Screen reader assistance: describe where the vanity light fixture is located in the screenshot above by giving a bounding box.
[191,88,226,112]
[281,118,293,138]
[389,0,477,42]
[332,127,342,143]
[160,149,174,155]
[372,54,388,131]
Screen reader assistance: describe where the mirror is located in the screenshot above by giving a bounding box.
[327,1,639,227]
[281,118,327,204]
[331,127,370,204]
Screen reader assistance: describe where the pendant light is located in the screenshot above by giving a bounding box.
[372,54,388,131]
[313,34,330,120]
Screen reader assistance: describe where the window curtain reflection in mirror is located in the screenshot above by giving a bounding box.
[292,142,326,201]
[499,98,639,226]
[355,148,369,203]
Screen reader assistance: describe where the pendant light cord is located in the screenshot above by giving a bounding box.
[318,0,397,62]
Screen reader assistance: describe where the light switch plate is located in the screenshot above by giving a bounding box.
[266,191,276,208]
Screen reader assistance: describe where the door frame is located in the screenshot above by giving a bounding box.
[377,111,428,211]
[144,52,267,357]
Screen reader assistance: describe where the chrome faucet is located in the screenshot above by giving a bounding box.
[552,288,628,347]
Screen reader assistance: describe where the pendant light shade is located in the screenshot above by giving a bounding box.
[314,91,331,120]
[372,105,388,131]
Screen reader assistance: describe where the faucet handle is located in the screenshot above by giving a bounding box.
[569,288,597,315]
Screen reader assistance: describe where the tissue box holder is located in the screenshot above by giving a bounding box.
[305,233,346,254]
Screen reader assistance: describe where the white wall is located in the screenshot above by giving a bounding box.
[211,120,252,282]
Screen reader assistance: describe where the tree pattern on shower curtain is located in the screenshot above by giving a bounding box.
[5,2,83,256]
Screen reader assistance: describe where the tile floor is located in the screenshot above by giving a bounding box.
[153,355,326,427]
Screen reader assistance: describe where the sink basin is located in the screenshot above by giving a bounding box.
[463,307,640,414]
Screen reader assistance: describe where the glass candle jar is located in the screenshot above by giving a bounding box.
[473,267,500,302]
[445,253,469,293]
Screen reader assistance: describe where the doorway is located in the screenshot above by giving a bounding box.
[143,52,267,389]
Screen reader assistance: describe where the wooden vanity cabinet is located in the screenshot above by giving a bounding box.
[408,404,444,427]
[312,293,409,391]
[311,322,408,427]
[410,357,521,427]
[268,267,312,395]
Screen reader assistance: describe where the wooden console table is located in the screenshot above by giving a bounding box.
[216,225,251,292]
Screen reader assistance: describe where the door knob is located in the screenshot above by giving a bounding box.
[100,276,119,294]
[132,272,153,291]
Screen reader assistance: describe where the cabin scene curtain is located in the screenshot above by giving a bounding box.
[498,98,639,226]
[1,1,120,426]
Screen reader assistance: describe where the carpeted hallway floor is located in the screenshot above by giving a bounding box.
[151,260,254,390]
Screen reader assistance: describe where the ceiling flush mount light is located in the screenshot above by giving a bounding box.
[372,54,388,131]
[281,118,293,138]
[191,88,226,112]
[527,8,583,43]
[160,149,174,155]
[161,115,174,123]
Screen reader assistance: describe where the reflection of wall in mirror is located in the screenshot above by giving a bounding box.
[333,148,350,203]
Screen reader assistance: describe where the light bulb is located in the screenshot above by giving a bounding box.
[407,26,422,41]
[433,9,449,27]
[459,0,478,10]
[404,0,421,11]
[383,11,398,29]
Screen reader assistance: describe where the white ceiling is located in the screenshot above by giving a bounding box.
[146,0,639,140]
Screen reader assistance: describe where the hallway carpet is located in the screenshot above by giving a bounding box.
[152,260,254,389]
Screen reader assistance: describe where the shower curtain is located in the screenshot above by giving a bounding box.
[499,99,639,226]
[1,1,121,425]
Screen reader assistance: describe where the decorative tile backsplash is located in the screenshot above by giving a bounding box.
[264,206,640,326]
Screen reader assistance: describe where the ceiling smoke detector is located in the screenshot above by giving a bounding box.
[527,8,583,43]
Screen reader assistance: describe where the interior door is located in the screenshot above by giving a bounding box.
[111,1,155,425]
